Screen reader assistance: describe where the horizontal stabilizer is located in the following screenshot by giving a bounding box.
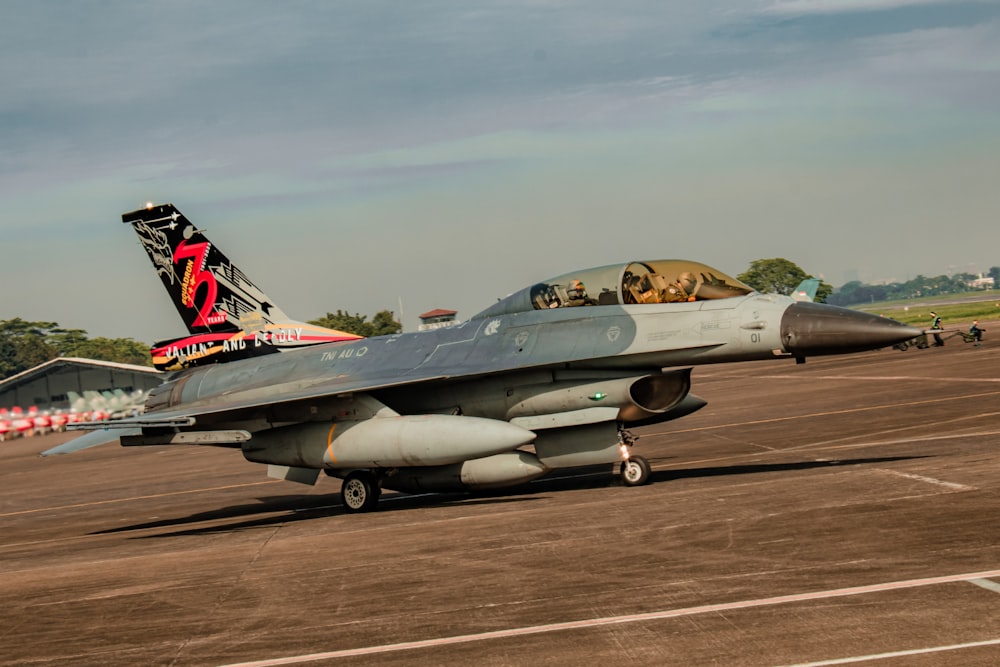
[41,428,142,456]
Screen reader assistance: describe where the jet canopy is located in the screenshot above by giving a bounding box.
[475,260,754,319]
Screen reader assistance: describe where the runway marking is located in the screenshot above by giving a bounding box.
[776,638,1000,666]
[874,469,974,491]
[218,568,1000,666]
[795,428,1000,453]
[652,389,1000,438]
[652,428,1000,474]
[784,409,1000,451]
[760,375,1000,383]
[0,480,278,518]
[969,578,1000,595]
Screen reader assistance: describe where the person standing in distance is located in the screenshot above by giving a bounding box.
[930,311,944,347]
[970,320,985,347]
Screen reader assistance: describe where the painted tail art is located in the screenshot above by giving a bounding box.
[124,203,361,371]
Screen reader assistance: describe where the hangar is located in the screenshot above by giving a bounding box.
[0,357,161,410]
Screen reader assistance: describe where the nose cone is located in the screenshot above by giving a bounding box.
[781,301,922,356]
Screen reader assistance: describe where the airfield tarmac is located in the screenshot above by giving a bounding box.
[2,334,999,666]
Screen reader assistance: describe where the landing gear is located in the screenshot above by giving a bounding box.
[617,427,651,486]
[341,470,381,513]
[620,455,651,486]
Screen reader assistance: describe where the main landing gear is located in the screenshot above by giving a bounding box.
[341,470,381,513]
[618,428,651,487]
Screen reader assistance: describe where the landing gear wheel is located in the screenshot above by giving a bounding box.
[620,455,651,486]
[341,471,380,513]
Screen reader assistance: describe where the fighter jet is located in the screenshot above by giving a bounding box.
[68,389,148,420]
[46,203,922,513]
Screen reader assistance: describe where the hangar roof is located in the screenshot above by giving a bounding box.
[0,357,161,391]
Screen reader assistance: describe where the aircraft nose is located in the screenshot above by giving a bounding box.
[780,301,922,356]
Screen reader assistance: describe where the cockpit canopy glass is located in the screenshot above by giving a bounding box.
[475,260,754,319]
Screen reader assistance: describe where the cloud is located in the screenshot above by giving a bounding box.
[761,0,951,15]
[858,23,1000,74]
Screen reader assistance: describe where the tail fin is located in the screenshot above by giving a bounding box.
[67,391,88,413]
[124,203,295,334]
[791,278,821,302]
[123,203,361,370]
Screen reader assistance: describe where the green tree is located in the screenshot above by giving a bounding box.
[48,327,90,357]
[0,318,59,338]
[0,318,59,379]
[738,258,808,295]
[738,258,833,301]
[11,335,57,369]
[814,282,834,303]
[0,318,152,380]
[308,309,401,337]
[70,337,152,366]
[988,266,999,287]
[0,336,19,379]
[369,310,403,336]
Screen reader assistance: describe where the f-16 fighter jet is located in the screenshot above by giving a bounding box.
[46,204,921,513]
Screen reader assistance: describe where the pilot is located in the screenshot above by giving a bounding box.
[677,272,698,301]
[662,272,698,303]
[622,273,641,304]
[566,279,595,306]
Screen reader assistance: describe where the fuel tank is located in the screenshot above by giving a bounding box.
[381,451,548,493]
[241,414,536,469]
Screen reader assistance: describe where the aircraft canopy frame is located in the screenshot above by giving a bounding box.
[474,260,754,319]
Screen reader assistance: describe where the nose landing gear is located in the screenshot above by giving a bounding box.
[618,428,651,486]
[620,456,651,486]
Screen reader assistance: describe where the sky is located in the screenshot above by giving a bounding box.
[2,0,999,343]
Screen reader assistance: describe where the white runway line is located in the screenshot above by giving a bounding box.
[650,389,1000,439]
[875,469,975,491]
[970,578,1000,595]
[218,568,1000,667]
[760,375,1000,383]
[776,638,1000,666]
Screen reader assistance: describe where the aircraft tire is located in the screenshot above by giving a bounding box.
[341,471,380,513]
[620,456,651,486]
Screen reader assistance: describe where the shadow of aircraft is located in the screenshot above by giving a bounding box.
[96,492,541,538]
[96,455,926,538]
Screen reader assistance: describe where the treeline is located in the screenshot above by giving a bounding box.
[308,310,401,337]
[0,318,152,381]
[735,259,1000,308]
[827,267,1000,307]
